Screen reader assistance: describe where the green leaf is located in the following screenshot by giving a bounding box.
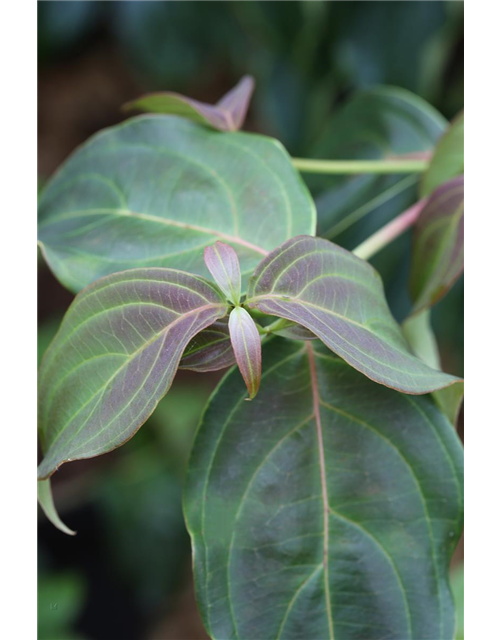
[420,112,464,197]
[184,339,464,640]
[37,268,228,479]
[247,235,460,395]
[38,115,316,293]
[410,175,464,314]
[228,307,262,400]
[123,75,255,132]
[305,86,446,242]
[403,311,464,425]
[180,319,236,373]
[204,241,241,305]
[37,479,75,536]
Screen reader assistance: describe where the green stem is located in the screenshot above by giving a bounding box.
[353,198,428,261]
[292,158,429,175]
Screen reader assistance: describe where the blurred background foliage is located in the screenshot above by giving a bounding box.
[38,2,463,638]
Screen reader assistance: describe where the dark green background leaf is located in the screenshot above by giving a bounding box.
[185,339,463,640]
[304,87,446,245]
[38,115,316,293]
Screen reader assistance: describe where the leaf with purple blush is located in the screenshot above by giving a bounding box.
[410,175,464,315]
[122,75,255,132]
[204,241,241,305]
[247,235,461,395]
[37,268,228,479]
[180,319,235,373]
[228,307,262,400]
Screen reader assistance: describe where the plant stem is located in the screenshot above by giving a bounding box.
[353,198,428,261]
[292,158,429,175]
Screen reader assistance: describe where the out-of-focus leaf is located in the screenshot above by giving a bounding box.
[184,339,464,639]
[38,115,315,293]
[95,446,190,613]
[37,479,76,536]
[204,241,241,305]
[451,564,464,640]
[410,175,464,314]
[247,235,460,394]
[420,111,464,197]
[403,311,464,425]
[123,76,255,132]
[180,319,235,373]
[305,87,446,243]
[228,307,262,400]
[38,571,86,640]
[37,268,227,479]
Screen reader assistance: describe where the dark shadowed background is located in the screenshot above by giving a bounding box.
[38,2,464,639]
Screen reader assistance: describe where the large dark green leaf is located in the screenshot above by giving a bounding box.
[305,87,446,243]
[184,339,464,640]
[38,115,316,293]
[410,175,464,314]
[37,268,228,479]
[247,236,460,394]
[123,75,255,132]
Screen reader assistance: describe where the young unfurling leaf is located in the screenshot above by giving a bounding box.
[204,242,241,305]
[228,307,261,400]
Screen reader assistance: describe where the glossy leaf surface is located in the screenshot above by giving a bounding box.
[204,241,241,305]
[38,268,227,478]
[185,339,464,640]
[38,115,316,293]
[123,75,255,131]
[305,87,446,243]
[180,319,236,373]
[228,307,262,399]
[247,236,459,395]
[420,112,464,197]
[410,175,464,314]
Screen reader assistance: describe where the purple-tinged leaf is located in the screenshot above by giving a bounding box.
[247,235,461,395]
[38,268,228,480]
[273,321,317,341]
[204,241,241,305]
[122,75,255,132]
[410,175,464,314]
[180,319,235,373]
[228,307,261,400]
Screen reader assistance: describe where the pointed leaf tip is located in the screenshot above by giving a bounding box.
[204,242,241,305]
[38,479,76,536]
[228,307,261,399]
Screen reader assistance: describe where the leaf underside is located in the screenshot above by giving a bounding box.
[184,339,464,640]
[37,268,227,478]
[228,307,262,399]
[37,115,315,293]
[180,319,236,373]
[247,235,460,395]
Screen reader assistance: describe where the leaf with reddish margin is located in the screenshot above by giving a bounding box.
[180,319,236,373]
[420,112,464,197]
[37,268,228,480]
[228,307,262,400]
[410,175,464,314]
[247,235,461,395]
[122,76,255,132]
[204,241,241,305]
